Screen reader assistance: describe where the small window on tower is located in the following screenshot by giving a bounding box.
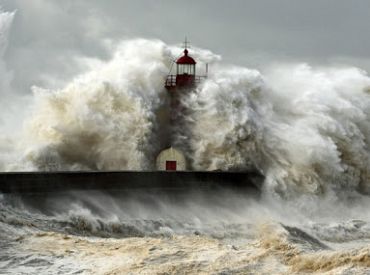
[166,161,177,171]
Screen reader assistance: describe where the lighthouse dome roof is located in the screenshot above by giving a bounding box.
[176,49,196,65]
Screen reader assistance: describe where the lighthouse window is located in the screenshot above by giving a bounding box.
[178,64,195,75]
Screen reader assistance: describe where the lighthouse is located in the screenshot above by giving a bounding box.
[165,38,206,91]
[156,39,207,171]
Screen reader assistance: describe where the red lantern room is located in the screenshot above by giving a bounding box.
[165,38,207,90]
[175,49,196,87]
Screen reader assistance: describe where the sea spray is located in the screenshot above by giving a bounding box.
[184,63,370,197]
[1,6,370,275]
[4,40,221,172]
[182,66,264,172]
[261,65,370,197]
[15,40,171,171]
[0,20,369,197]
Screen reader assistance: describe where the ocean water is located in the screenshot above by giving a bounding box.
[1,7,370,274]
[1,191,370,274]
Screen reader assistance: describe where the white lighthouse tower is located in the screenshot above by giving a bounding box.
[156,39,207,171]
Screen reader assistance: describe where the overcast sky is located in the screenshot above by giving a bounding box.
[1,0,370,94]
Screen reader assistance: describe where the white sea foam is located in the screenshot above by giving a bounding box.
[183,63,370,198]
[0,7,370,199]
[1,40,370,199]
[2,6,370,275]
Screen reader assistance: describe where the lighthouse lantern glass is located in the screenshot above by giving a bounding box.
[177,64,195,75]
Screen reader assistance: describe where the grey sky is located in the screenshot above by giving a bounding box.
[1,0,370,94]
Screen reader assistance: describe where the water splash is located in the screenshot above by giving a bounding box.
[12,40,172,171]
[0,10,370,198]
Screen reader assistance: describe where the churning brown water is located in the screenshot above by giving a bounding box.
[1,7,370,275]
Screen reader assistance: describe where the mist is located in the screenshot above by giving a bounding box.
[2,3,370,274]
[1,5,370,201]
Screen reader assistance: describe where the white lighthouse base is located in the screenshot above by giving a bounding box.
[156,147,186,171]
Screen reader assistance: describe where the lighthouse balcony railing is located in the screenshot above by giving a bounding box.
[165,75,207,88]
[165,75,176,87]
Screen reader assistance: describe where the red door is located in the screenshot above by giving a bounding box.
[166,161,177,171]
